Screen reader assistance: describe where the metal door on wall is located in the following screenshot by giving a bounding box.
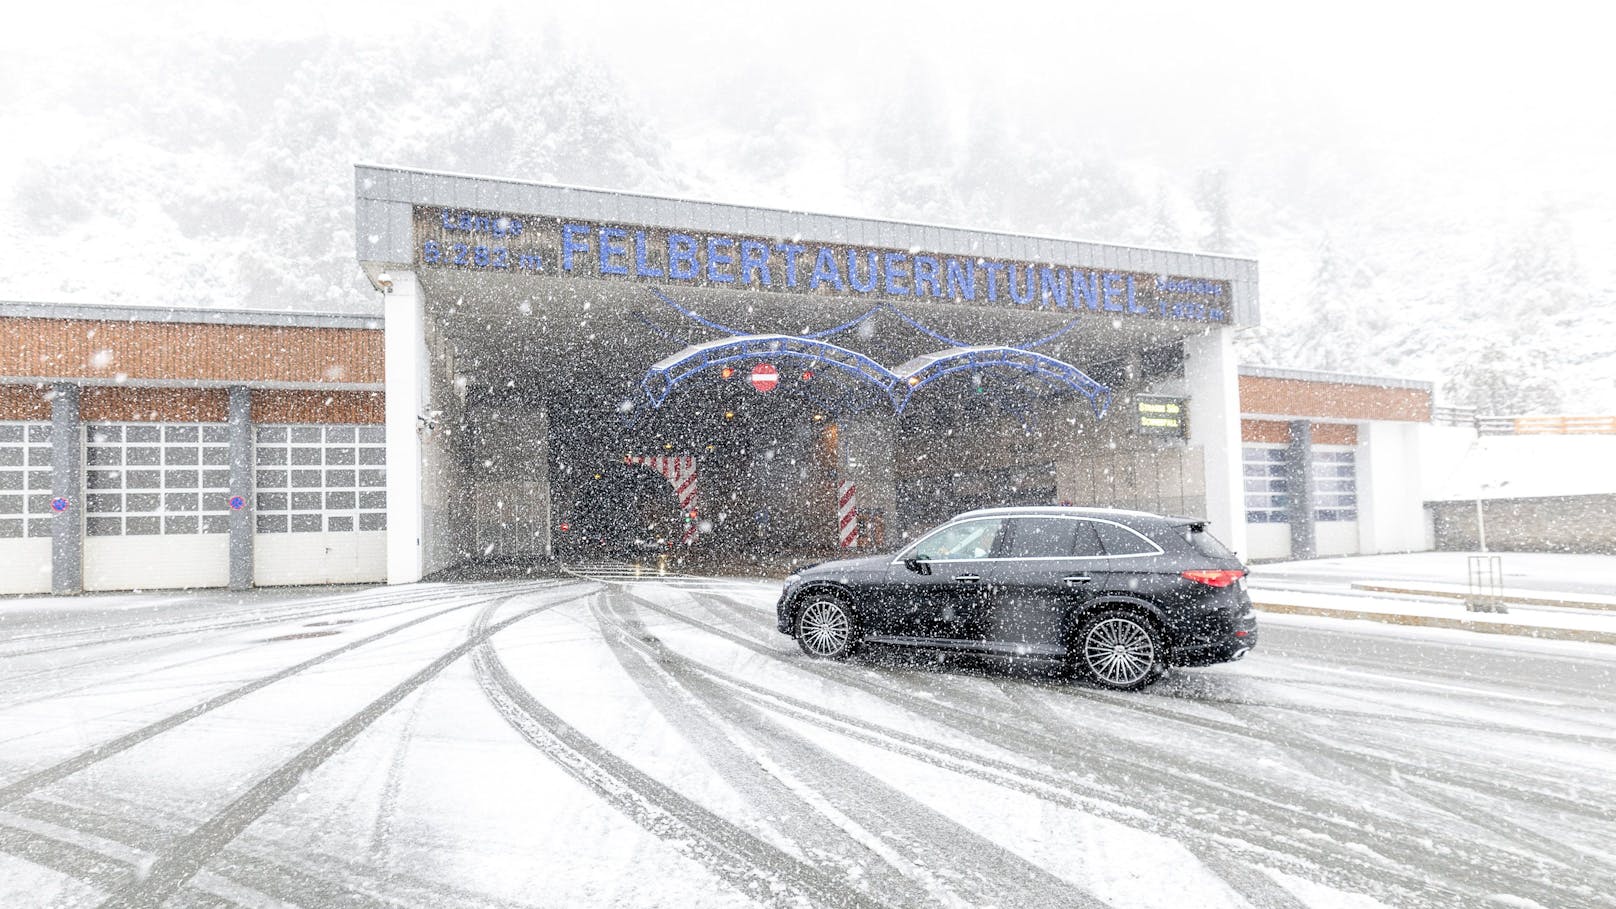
[82,422,231,591]
[252,424,387,586]
[0,421,53,594]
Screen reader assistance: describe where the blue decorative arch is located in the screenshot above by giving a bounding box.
[637,289,1113,419]
[641,335,897,407]
[890,346,1113,418]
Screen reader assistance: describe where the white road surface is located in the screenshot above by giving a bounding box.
[1,566,1613,909]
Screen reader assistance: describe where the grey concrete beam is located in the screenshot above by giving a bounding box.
[1287,420,1316,561]
[50,383,81,595]
[228,386,253,590]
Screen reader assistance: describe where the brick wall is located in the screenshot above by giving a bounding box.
[81,387,229,422]
[253,390,385,424]
[0,317,382,386]
[0,384,50,420]
[1240,375,1430,422]
[1242,419,1359,445]
[3,384,385,424]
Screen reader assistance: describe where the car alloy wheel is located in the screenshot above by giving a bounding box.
[797,597,854,659]
[1079,612,1163,690]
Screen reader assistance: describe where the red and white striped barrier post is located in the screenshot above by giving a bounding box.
[836,479,859,549]
[625,455,699,545]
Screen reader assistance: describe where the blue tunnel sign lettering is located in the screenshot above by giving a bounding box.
[415,207,1231,324]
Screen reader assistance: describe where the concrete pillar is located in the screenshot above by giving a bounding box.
[1287,419,1316,560]
[837,414,897,548]
[385,271,425,584]
[1183,328,1248,558]
[228,386,254,590]
[50,383,81,595]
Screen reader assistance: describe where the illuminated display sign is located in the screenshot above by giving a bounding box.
[1136,395,1187,436]
[413,207,1232,323]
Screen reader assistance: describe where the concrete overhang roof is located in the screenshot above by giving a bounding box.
[354,164,1260,329]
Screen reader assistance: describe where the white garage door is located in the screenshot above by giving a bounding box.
[1313,445,1361,557]
[252,424,387,586]
[0,421,53,594]
[83,422,232,591]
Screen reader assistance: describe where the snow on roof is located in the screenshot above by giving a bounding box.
[1430,434,1616,501]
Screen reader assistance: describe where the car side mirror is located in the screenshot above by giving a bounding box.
[903,558,931,575]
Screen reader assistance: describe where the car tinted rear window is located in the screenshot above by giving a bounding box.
[1005,517,1077,558]
[1095,521,1158,556]
[1181,524,1237,561]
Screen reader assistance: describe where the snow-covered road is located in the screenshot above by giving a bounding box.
[1,569,1612,909]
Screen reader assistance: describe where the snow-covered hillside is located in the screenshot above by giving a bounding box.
[3,11,1612,412]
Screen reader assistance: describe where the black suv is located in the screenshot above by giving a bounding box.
[775,506,1256,690]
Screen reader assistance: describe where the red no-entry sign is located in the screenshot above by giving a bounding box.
[749,363,779,393]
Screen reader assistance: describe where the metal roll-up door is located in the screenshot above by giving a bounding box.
[253,424,387,586]
[0,421,54,594]
[1312,445,1361,556]
[82,422,232,591]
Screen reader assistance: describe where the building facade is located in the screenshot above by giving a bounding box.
[0,304,386,594]
[1235,365,1439,562]
[354,166,1259,583]
[4,166,1275,592]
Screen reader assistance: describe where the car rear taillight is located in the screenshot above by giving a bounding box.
[1181,569,1246,588]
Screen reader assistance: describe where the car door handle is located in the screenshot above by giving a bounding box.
[1063,576,1093,585]
[953,574,982,583]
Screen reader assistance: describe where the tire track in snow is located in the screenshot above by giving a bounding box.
[623,590,1328,909]
[0,587,531,813]
[633,586,1579,908]
[0,584,505,722]
[0,817,134,896]
[698,586,1616,908]
[471,592,890,909]
[0,583,488,665]
[1000,675,1615,834]
[1053,677,1615,820]
[0,641,268,716]
[88,585,584,909]
[0,585,503,717]
[595,589,1110,909]
[0,792,545,909]
[990,678,1607,905]
[586,595,936,907]
[1194,696,1616,877]
[1258,629,1616,703]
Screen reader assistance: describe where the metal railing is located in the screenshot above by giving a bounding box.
[1466,555,1507,613]
[1438,409,1616,436]
[1431,405,1476,427]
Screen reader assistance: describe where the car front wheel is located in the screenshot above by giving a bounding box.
[795,595,857,659]
[1072,609,1165,691]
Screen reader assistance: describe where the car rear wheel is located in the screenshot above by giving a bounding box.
[796,595,857,659]
[1073,610,1165,691]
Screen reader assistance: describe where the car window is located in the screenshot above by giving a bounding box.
[1070,520,1106,557]
[1005,518,1077,558]
[1094,521,1158,556]
[909,518,1003,560]
[1182,524,1237,560]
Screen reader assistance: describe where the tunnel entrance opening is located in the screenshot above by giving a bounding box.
[373,176,1253,585]
[556,461,683,561]
[549,355,857,570]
